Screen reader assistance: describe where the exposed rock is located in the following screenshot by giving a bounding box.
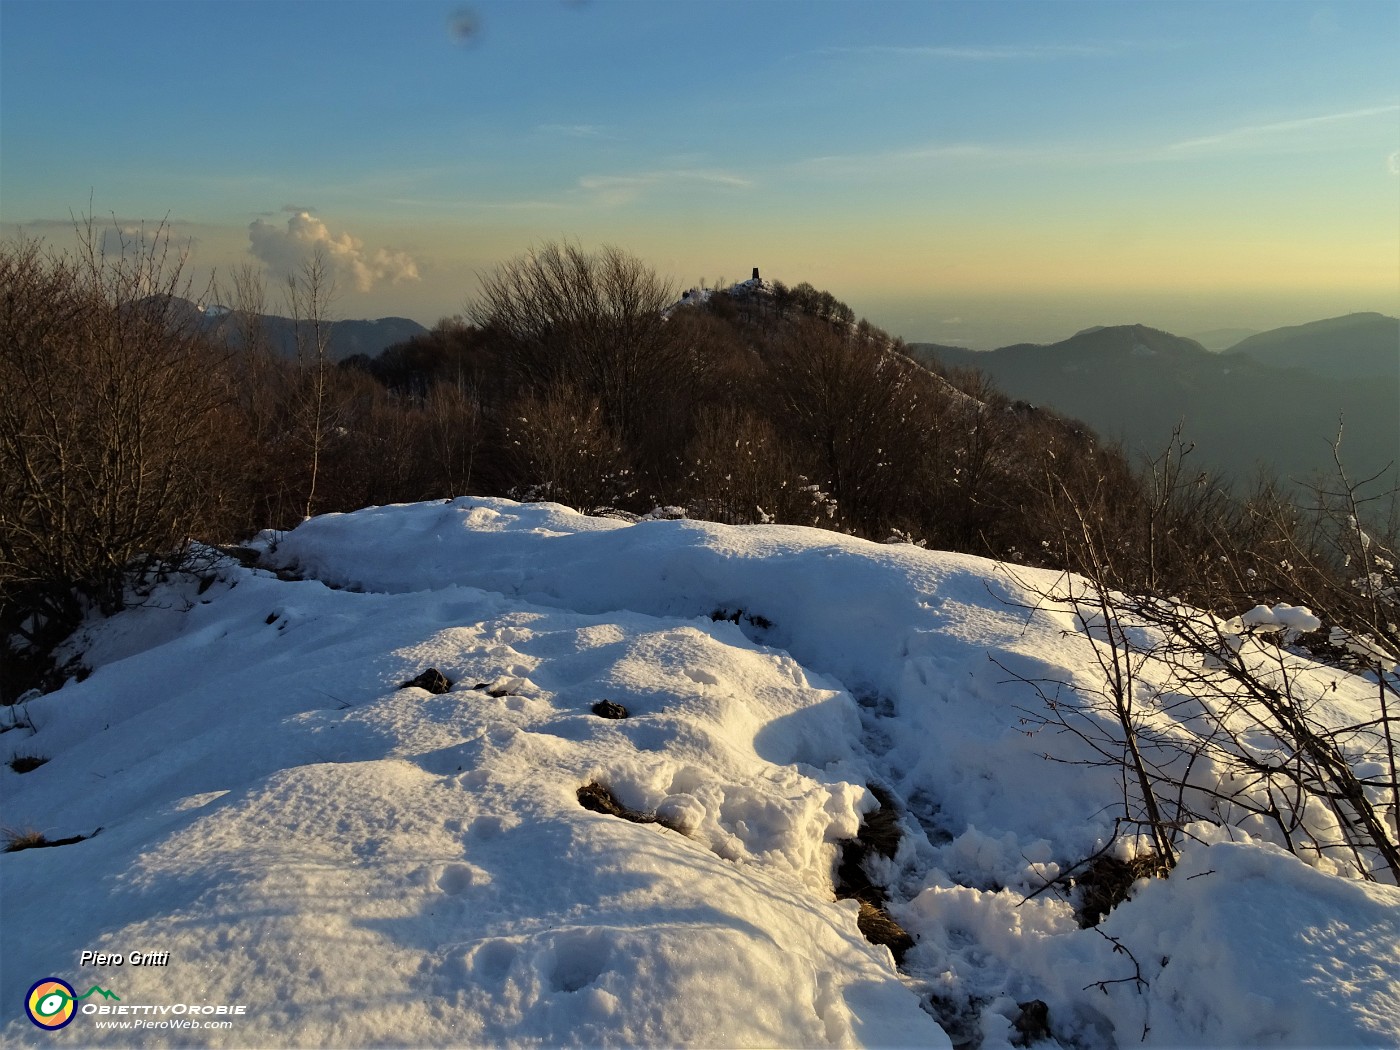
[1012,999,1051,1046]
[577,781,687,834]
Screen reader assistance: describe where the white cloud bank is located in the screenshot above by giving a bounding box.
[248,211,420,293]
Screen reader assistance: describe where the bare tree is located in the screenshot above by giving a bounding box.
[1,222,232,697]
[422,381,482,498]
[468,241,687,492]
[500,381,630,512]
[768,318,937,538]
[285,247,338,519]
[213,262,303,529]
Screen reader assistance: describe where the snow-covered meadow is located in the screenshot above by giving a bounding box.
[2,497,1397,1048]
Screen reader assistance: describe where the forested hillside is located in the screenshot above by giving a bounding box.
[2,232,1395,708]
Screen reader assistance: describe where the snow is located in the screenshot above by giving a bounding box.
[663,272,763,318]
[1099,840,1400,1047]
[1234,602,1323,636]
[3,497,1397,1048]
[1330,625,1400,672]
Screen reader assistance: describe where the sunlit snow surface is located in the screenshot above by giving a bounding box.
[2,497,1396,1048]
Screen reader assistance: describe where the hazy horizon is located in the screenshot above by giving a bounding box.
[3,0,1396,350]
[854,289,1398,350]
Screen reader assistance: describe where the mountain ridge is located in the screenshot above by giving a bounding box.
[1225,312,1398,380]
[909,319,1397,486]
[154,295,430,362]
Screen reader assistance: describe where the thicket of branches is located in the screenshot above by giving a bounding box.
[3,231,1396,772]
[1,226,237,692]
[1003,466,1398,886]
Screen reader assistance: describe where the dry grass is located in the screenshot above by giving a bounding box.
[855,900,915,964]
[2,827,50,852]
[2,825,100,853]
[835,784,916,965]
[1074,852,1170,928]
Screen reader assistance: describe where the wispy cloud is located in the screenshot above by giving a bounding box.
[385,196,568,212]
[537,123,614,139]
[577,168,753,206]
[810,41,1142,62]
[387,169,751,212]
[794,141,1031,179]
[1167,104,1400,153]
[794,101,1400,181]
[2,215,207,235]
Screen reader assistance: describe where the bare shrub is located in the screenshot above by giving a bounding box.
[1003,450,1399,883]
[682,405,813,525]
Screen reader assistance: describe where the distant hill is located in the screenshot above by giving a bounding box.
[1191,327,1261,351]
[911,323,1397,487]
[160,297,428,362]
[1225,313,1398,381]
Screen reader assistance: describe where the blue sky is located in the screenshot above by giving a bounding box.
[2,0,1396,346]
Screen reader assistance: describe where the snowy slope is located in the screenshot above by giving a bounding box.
[2,498,1397,1048]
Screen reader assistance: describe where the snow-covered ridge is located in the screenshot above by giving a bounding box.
[2,498,1396,1048]
[662,269,766,319]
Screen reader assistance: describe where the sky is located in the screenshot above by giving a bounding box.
[2,0,1397,347]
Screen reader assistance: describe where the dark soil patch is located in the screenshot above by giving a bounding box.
[836,784,902,905]
[924,993,985,1050]
[1012,999,1051,1046]
[857,784,901,858]
[7,754,48,774]
[709,608,774,631]
[216,545,262,568]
